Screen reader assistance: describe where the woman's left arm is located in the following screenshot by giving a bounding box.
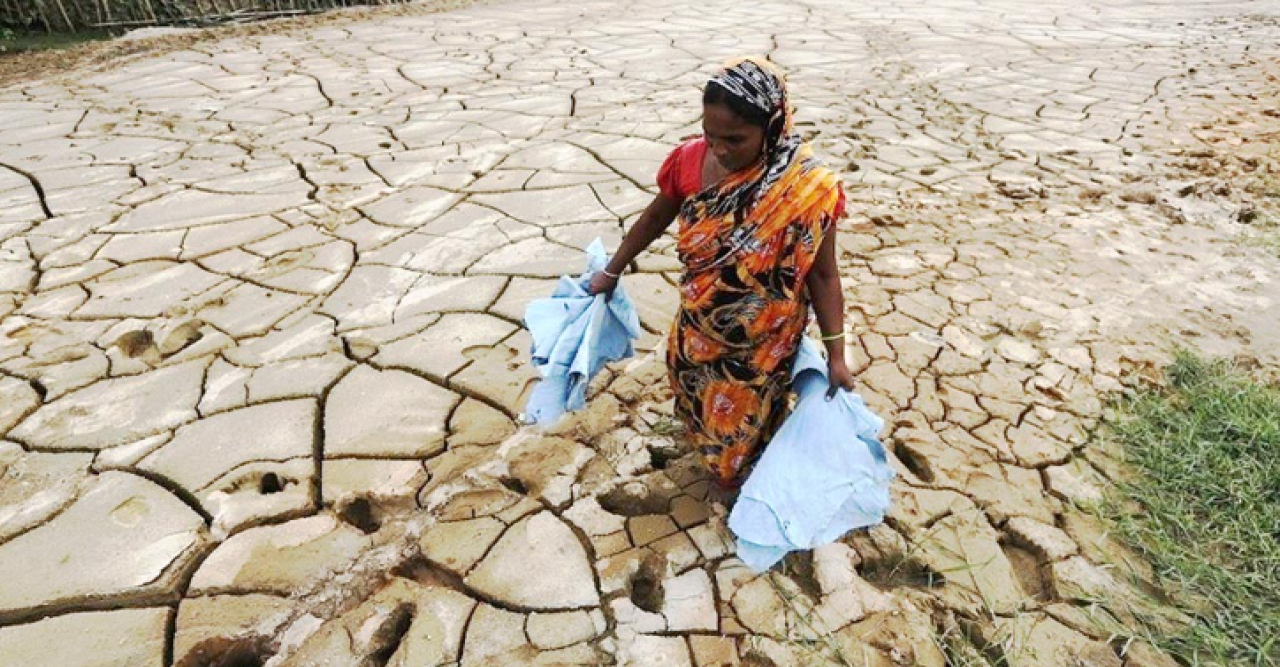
[804,227,855,395]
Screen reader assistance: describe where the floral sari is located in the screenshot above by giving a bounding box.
[668,58,845,487]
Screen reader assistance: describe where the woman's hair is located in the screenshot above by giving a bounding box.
[703,80,772,129]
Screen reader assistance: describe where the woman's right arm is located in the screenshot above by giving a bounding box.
[588,194,681,294]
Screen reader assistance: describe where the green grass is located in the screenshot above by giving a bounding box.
[0,27,115,55]
[935,621,999,667]
[1104,351,1280,666]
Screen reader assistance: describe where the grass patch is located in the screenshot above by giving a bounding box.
[1104,351,1280,666]
[0,27,115,55]
[760,568,856,667]
[934,620,998,667]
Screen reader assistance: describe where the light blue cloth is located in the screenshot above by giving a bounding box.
[729,338,896,572]
[523,238,642,425]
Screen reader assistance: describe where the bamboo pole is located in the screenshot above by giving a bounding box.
[36,0,54,33]
[154,0,175,23]
[4,0,23,29]
[93,17,168,27]
[52,0,74,32]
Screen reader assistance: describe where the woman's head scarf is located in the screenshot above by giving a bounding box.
[702,57,803,219]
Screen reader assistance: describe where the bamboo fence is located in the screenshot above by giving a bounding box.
[1,0,411,32]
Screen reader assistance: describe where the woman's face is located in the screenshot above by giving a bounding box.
[703,102,766,173]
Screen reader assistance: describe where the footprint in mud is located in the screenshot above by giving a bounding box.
[224,470,296,497]
[114,330,156,358]
[175,635,273,667]
[597,479,673,516]
[628,552,668,614]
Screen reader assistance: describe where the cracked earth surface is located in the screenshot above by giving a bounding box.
[1,0,1279,665]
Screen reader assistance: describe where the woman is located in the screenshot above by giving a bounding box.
[589,57,853,489]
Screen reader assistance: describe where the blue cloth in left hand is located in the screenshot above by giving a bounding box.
[523,238,642,425]
[728,338,896,572]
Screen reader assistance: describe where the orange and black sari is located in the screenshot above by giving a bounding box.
[667,58,845,487]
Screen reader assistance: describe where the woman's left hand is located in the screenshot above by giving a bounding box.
[825,358,856,400]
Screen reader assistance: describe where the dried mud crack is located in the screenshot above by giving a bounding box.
[0,0,1278,665]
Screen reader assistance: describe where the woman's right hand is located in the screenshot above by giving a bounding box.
[588,271,619,295]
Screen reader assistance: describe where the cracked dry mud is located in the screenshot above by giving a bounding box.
[1,0,1279,665]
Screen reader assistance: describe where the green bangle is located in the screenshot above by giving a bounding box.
[818,331,846,342]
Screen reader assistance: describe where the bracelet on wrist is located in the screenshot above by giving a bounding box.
[601,268,622,279]
[817,330,846,342]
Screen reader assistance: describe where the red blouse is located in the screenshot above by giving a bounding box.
[656,137,846,217]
